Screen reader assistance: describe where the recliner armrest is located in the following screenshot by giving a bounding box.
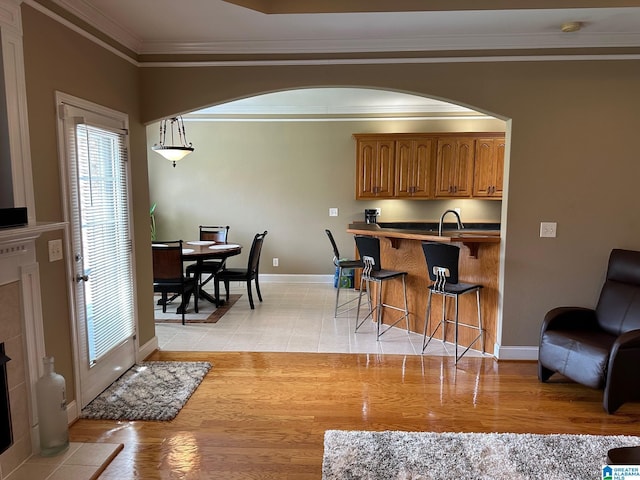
[611,329,640,353]
[541,306,598,333]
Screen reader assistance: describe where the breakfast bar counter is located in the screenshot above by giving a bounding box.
[347,223,501,356]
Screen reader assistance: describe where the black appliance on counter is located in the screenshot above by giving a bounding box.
[364,209,379,224]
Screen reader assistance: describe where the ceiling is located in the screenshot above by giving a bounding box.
[49,0,640,56]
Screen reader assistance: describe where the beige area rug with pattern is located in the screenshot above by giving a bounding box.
[81,361,212,421]
[154,294,241,323]
[323,430,640,480]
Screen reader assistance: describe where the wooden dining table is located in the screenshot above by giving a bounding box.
[182,241,242,307]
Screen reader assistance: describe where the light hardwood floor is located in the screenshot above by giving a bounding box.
[70,351,640,479]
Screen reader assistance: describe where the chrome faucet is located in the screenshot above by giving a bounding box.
[438,209,464,236]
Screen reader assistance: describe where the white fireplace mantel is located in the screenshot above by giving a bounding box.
[0,222,66,243]
[0,221,66,467]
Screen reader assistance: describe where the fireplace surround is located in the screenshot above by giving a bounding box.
[0,224,65,478]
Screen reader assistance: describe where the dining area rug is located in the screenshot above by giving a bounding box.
[322,430,640,480]
[154,294,241,323]
[80,361,211,421]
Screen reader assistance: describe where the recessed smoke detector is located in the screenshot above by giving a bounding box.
[561,21,583,33]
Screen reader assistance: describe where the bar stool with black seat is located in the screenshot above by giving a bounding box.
[354,235,409,339]
[325,229,363,318]
[421,241,484,363]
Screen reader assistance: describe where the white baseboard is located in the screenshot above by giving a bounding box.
[494,344,538,361]
[259,274,333,283]
[66,399,77,423]
[138,336,159,362]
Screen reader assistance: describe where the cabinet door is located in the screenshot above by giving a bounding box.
[473,137,505,198]
[494,138,505,197]
[435,137,474,198]
[356,139,395,198]
[395,137,435,198]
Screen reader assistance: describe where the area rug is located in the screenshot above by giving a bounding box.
[154,294,241,323]
[322,430,640,480]
[81,361,211,421]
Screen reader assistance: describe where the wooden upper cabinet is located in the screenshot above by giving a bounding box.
[356,138,396,198]
[355,132,505,200]
[395,137,436,198]
[435,137,475,198]
[473,137,505,198]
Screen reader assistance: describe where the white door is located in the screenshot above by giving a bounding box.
[57,93,137,408]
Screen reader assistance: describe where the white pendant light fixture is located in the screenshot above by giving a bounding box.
[152,116,194,167]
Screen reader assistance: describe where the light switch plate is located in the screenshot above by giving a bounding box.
[329,208,338,217]
[540,222,557,238]
[48,239,63,262]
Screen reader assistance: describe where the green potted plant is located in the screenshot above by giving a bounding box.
[150,203,157,241]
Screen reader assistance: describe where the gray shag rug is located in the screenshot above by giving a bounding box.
[81,361,211,421]
[323,430,640,480]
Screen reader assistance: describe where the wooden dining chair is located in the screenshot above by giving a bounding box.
[152,240,198,325]
[214,231,267,309]
[185,225,230,291]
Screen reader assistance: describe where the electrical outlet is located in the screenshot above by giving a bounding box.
[273,258,279,267]
[329,208,338,217]
[454,207,461,215]
[48,239,63,262]
[540,222,557,238]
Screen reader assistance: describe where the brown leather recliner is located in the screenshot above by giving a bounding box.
[538,249,640,414]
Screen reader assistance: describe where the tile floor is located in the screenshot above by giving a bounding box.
[5,443,122,480]
[156,281,485,358]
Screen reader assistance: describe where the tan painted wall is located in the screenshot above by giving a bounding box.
[19,0,640,384]
[148,118,505,274]
[140,61,640,348]
[22,6,154,401]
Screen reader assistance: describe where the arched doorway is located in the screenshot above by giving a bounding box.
[148,87,508,354]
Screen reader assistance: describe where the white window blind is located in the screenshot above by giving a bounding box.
[67,116,135,364]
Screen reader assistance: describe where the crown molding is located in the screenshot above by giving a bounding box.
[25,0,138,65]
[49,0,140,52]
[42,0,640,57]
[138,32,640,56]
[138,53,640,68]
[222,0,640,14]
